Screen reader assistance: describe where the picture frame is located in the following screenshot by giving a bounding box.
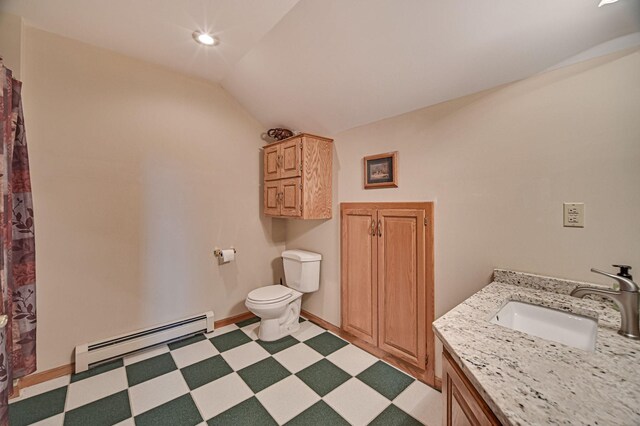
[364,151,398,189]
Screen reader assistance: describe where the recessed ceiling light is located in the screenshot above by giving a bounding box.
[192,31,218,46]
[598,0,619,6]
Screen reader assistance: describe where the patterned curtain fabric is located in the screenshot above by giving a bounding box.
[0,62,37,424]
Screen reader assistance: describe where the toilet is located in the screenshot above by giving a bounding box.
[245,250,321,341]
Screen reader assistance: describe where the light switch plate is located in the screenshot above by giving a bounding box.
[563,203,584,228]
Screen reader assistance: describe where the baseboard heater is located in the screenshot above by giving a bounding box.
[74,311,214,373]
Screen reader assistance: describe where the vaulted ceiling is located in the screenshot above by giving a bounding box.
[2,0,639,134]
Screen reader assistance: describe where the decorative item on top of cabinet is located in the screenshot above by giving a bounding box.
[263,133,333,219]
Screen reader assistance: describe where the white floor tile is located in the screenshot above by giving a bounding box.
[190,372,253,420]
[170,340,219,369]
[290,321,324,342]
[205,323,239,338]
[10,375,71,403]
[123,345,170,366]
[220,341,269,371]
[128,370,189,416]
[256,375,320,424]
[393,380,442,426]
[324,378,390,425]
[326,344,378,376]
[32,413,64,426]
[272,343,323,374]
[241,322,260,340]
[65,368,128,411]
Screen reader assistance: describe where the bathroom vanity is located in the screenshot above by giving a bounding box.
[433,269,640,426]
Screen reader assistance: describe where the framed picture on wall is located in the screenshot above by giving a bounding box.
[364,151,398,189]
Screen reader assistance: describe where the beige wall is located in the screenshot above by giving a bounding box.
[22,27,286,371]
[289,49,640,374]
[0,13,23,78]
[11,22,640,376]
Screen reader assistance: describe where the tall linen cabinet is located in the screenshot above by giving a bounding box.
[340,202,435,385]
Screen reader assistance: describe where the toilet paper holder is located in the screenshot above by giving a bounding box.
[213,248,236,258]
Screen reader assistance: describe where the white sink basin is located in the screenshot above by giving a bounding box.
[489,301,598,351]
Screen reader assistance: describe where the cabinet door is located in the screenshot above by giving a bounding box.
[264,144,280,181]
[264,180,281,216]
[280,138,302,179]
[443,350,500,426]
[280,177,302,217]
[377,209,426,368]
[341,208,378,344]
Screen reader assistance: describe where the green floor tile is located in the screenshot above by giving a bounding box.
[236,316,261,328]
[303,332,348,356]
[181,354,233,390]
[126,352,177,387]
[135,394,202,426]
[257,335,299,354]
[369,404,422,425]
[210,329,252,352]
[296,359,351,396]
[70,359,123,383]
[237,357,291,393]
[285,400,349,426]
[63,390,131,426]
[168,333,206,350]
[356,361,414,400]
[9,386,67,426]
[208,396,277,426]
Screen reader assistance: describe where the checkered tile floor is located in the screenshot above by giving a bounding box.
[9,317,441,425]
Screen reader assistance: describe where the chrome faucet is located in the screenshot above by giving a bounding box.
[570,265,639,340]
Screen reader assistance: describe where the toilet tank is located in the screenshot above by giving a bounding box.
[282,250,322,293]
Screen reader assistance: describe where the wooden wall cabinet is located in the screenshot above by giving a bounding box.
[442,350,500,426]
[341,202,435,385]
[263,133,333,219]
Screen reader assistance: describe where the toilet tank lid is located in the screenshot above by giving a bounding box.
[282,250,322,262]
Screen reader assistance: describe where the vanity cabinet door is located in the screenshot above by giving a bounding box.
[443,350,500,426]
[377,209,426,368]
[341,208,378,345]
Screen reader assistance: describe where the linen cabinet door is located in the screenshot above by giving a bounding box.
[377,209,426,368]
[341,208,378,344]
[279,177,302,217]
[280,138,302,179]
[264,144,281,181]
[264,180,281,216]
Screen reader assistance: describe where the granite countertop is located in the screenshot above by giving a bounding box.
[433,269,640,426]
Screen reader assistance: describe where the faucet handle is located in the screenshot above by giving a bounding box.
[591,267,638,292]
[612,264,633,279]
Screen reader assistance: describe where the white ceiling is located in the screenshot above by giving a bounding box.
[0,0,300,82]
[2,0,639,134]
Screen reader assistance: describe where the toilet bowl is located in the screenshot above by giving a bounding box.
[245,285,303,341]
[245,250,321,341]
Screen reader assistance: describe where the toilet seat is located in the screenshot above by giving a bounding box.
[247,285,294,305]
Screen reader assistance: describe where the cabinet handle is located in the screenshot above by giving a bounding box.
[277,192,283,204]
[277,155,283,168]
[378,219,382,237]
[371,220,376,236]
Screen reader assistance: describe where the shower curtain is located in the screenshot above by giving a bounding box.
[0,61,37,425]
